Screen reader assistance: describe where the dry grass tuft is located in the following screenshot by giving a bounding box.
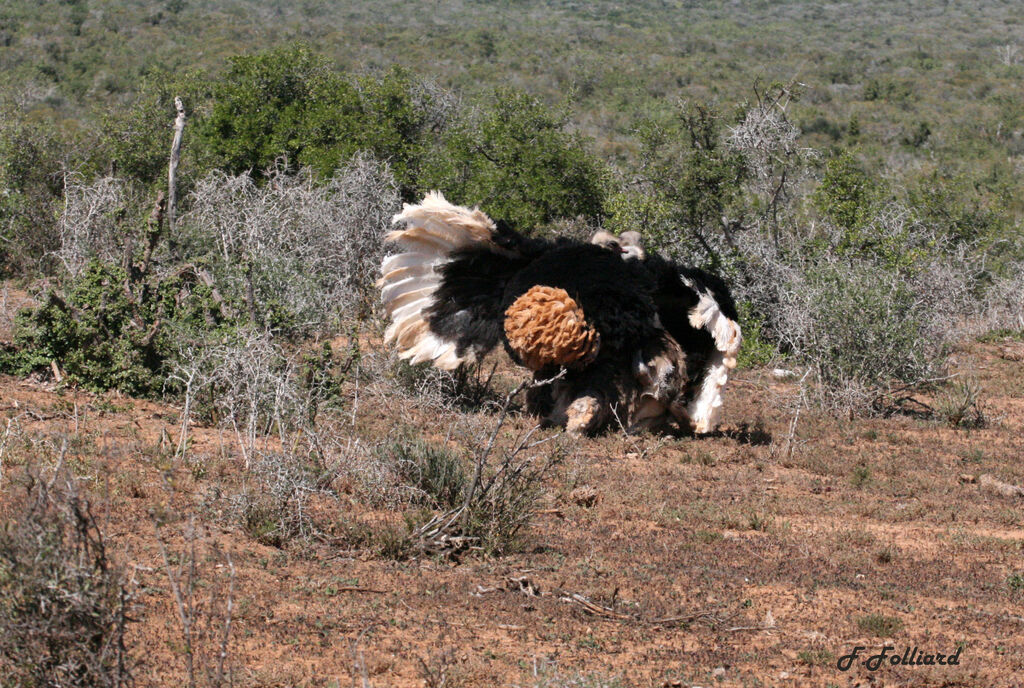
[0,459,134,687]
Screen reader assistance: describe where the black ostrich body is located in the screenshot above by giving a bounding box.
[380,192,742,434]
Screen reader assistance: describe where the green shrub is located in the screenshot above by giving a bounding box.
[0,112,66,276]
[422,88,606,230]
[298,66,441,191]
[797,648,836,667]
[99,69,209,190]
[8,260,230,396]
[735,302,776,368]
[934,378,986,429]
[785,260,944,410]
[384,435,467,510]
[907,171,1013,249]
[196,46,441,194]
[607,102,746,265]
[813,151,879,231]
[196,45,336,177]
[851,465,872,488]
[857,613,904,637]
[461,440,564,556]
[809,155,940,271]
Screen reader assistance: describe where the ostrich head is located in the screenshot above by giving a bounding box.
[619,231,645,260]
[590,230,645,260]
[590,230,622,253]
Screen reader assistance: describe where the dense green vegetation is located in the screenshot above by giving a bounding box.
[4,0,1024,180]
[0,0,1022,409]
[4,0,1023,231]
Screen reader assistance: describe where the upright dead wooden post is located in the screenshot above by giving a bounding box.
[168,96,186,255]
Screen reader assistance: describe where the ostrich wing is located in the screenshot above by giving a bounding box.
[380,192,533,369]
[642,255,742,433]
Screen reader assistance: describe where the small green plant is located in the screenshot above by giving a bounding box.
[875,546,896,564]
[1008,573,1024,591]
[812,152,881,236]
[576,635,603,650]
[798,648,835,666]
[746,510,773,532]
[959,448,988,463]
[398,411,565,560]
[851,465,872,488]
[236,496,290,548]
[375,523,414,560]
[735,303,776,368]
[693,449,717,466]
[530,657,624,688]
[694,530,723,543]
[802,261,942,410]
[300,340,348,423]
[385,435,467,510]
[935,379,986,429]
[857,613,903,637]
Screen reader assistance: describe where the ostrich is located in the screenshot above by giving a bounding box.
[379,192,741,434]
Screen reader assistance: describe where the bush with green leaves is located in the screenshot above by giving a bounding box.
[787,259,943,408]
[99,68,210,190]
[385,434,467,509]
[100,45,453,200]
[734,204,1004,411]
[812,151,883,234]
[0,161,238,395]
[713,92,996,408]
[422,88,607,230]
[196,45,447,194]
[907,170,1016,254]
[461,438,562,557]
[6,260,228,396]
[195,44,339,177]
[0,111,67,276]
[606,101,747,267]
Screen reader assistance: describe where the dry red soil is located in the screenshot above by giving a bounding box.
[1,337,1023,688]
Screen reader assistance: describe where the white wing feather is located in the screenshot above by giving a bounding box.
[682,278,743,434]
[380,192,498,369]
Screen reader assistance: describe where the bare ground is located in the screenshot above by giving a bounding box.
[1,337,1023,688]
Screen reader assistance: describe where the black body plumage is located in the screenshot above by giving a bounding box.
[427,239,661,366]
